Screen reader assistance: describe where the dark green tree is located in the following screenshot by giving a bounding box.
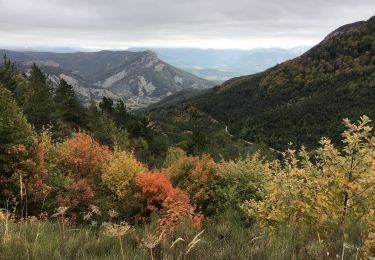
[113,99,129,126]
[0,57,32,106]
[0,85,34,160]
[187,129,208,155]
[87,100,129,149]
[99,96,114,115]
[23,63,56,132]
[54,79,86,136]
[0,55,17,93]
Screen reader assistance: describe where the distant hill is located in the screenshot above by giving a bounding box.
[145,16,375,150]
[1,50,214,108]
[128,47,310,82]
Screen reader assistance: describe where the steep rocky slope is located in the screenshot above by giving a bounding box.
[2,50,214,108]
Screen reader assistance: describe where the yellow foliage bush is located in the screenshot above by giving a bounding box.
[242,116,375,239]
[102,149,146,198]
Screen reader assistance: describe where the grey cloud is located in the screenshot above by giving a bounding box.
[0,0,374,48]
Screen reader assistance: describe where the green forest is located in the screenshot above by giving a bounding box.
[148,16,375,151]
[0,16,375,260]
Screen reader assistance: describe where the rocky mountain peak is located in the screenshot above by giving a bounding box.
[3,49,214,109]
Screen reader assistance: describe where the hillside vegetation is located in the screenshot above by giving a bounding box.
[147,16,375,150]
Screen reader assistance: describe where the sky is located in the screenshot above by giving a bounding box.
[0,0,374,50]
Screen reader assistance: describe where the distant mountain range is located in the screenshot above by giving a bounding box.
[128,47,310,82]
[1,50,214,108]
[145,16,375,150]
[3,46,311,85]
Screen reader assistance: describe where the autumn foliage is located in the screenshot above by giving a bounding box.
[135,171,202,233]
[1,140,50,215]
[58,132,110,180]
[159,188,203,233]
[102,149,145,198]
[56,178,95,211]
[242,116,375,256]
[135,171,174,214]
[56,132,109,215]
[163,154,217,214]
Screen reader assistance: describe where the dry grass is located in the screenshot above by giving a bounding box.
[0,209,370,259]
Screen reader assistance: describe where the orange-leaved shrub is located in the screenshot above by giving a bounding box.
[56,132,109,217]
[159,188,203,233]
[1,139,50,216]
[135,171,202,234]
[163,154,217,215]
[58,132,109,180]
[56,178,95,211]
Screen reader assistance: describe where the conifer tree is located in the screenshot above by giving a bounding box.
[0,57,32,106]
[0,85,34,160]
[0,55,17,92]
[54,79,86,136]
[99,96,114,115]
[87,100,129,149]
[23,63,56,132]
[113,99,129,127]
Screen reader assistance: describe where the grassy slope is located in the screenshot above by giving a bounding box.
[0,210,360,260]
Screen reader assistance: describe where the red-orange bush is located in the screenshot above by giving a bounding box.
[135,171,174,215]
[57,178,95,210]
[57,132,109,214]
[159,188,203,233]
[135,171,202,233]
[59,132,110,180]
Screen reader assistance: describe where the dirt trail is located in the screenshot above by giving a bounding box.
[224,125,283,155]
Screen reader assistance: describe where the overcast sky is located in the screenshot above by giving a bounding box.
[0,0,374,50]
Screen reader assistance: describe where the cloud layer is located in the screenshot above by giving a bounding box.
[0,0,374,49]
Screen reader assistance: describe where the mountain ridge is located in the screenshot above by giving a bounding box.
[1,49,214,108]
[128,47,310,82]
[145,16,375,150]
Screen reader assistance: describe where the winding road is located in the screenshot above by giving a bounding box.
[224,125,283,155]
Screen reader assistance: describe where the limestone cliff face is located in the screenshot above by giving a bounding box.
[3,50,214,108]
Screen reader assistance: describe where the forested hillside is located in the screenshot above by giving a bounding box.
[0,60,170,166]
[0,57,264,169]
[147,16,375,150]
